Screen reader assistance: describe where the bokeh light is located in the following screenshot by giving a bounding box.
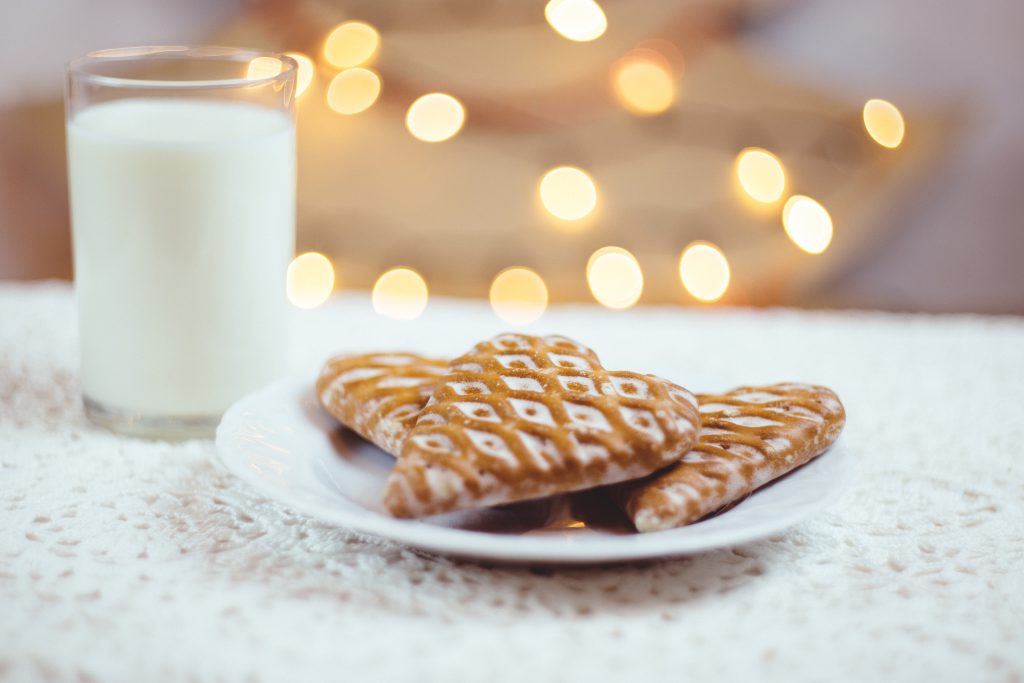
[539,166,598,222]
[406,93,466,143]
[323,21,380,68]
[489,267,549,325]
[284,52,315,97]
[679,242,730,302]
[736,148,786,204]
[586,246,643,309]
[544,0,607,42]
[782,195,833,254]
[863,98,905,149]
[287,252,335,309]
[611,53,675,116]
[326,68,381,115]
[372,268,428,320]
[246,56,283,81]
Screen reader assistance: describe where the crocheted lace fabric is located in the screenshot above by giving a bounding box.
[1,283,1021,682]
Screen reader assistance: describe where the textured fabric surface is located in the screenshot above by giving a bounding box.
[1,282,1022,683]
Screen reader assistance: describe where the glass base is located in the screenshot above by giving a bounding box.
[84,396,220,440]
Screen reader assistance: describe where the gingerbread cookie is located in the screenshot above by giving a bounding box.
[384,333,702,518]
[316,352,448,456]
[618,383,845,532]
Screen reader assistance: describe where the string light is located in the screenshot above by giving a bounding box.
[612,52,675,116]
[782,195,833,254]
[489,267,549,325]
[735,148,786,204]
[586,246,643,309]
[283,22,854,311]
[679,241,730,302]
[863,99,905,148]
[326,68,381,115]
[539,166,598,222]
[246,56,283,80]
[284,52,315,97]
[372,268,428,320]
[323,21,380,68]
[287,252,335,309]
[406,93,466,142]
[544,0,607,42]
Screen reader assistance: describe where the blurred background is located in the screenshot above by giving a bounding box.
[2,0,1022,316]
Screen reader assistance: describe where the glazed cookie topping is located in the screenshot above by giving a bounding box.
[383,334,701,518]
[618,383,845,532]
[316,353,449,456]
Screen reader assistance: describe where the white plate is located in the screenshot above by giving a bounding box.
[216,378,851,565]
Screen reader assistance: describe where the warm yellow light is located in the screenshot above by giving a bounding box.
[863,98,905,149]
[680,242,730,303]
[539,166,598,222]
[323,21,380,68]
[612,57,675,116]
[372,268,428,320]
[544,0,607,42]
[287,252,335,309]
[284,52,315,96]
[782,195,833,254]
[736,148,786,204]
[586,246,643,309]
[489,267,548,325]
[246,56,283,80]
[326,68,381,115]
[406,93,466,143]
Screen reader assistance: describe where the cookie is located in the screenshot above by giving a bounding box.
[618,383,845,532]
[316,352,448,456]
[384,333,702,518]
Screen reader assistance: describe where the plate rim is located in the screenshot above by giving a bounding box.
[215,377,852,564]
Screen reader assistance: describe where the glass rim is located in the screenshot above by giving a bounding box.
[67,45,297,90]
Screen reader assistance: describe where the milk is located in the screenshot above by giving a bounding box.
[67,98,295,419]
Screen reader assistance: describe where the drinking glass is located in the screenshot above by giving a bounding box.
[65,46,297,438]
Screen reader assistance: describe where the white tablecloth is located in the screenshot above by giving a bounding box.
[2,282,1022,682]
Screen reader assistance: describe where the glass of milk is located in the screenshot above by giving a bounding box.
[65,46,297,439]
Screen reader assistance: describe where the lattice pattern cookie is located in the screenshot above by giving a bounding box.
[384,334,701,518]
[618,383,845,532]
[316,353,448,456]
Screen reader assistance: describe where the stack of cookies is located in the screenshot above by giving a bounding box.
[317,334,845,532]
